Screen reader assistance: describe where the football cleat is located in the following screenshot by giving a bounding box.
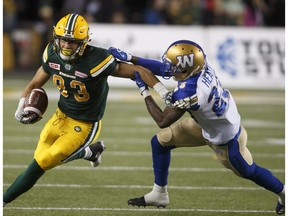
[128,192,169,208]
[276,201,285,214]
[87,141,106,167]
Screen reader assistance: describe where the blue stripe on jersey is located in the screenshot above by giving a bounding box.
[172,73,201,103]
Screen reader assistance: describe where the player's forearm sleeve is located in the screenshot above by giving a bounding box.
[137,57,162,76]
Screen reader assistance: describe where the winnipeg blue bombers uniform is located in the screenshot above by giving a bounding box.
[109,40,285,213]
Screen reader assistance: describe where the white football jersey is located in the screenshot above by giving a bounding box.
[172,61,241,145]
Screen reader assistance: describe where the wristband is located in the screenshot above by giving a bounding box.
[141,89,151,98]
[139,86,150,98]
[153,82,169,99]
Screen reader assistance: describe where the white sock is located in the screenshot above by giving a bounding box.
[278,185,285,205]
[152,183,167,193]
[83,147,92,159]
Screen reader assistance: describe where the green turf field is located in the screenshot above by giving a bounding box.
[3,76,285,216]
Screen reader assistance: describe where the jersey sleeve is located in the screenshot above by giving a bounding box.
[41,42,54,74]
[90,49,117,78]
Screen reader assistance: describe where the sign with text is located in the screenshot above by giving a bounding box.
[90,24,284,89]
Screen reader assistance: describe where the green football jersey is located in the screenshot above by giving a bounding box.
[42,42,117,122]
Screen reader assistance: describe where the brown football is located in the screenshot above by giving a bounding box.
[24,88,48,117]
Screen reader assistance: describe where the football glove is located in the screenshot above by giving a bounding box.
[164,91,174,108]
[15,97,42,124]
[21,113,42,124]
[174,96,196,109]
[134,72,150,98]
[15,98,28,123]
[108,47,132,61]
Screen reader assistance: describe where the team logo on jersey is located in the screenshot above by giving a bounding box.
[75,71,88,78]
[49,62,60,70]
[74,126,81,132]
[65,64,72,70]
[176,54,194,68]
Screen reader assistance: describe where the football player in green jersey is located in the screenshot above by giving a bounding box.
[3,13,169,207]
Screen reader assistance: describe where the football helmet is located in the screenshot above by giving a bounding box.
[161,40,206,80]
[53,13,90,61]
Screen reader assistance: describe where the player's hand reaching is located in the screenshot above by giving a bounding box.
[164,92,174,108]
[134,72,150,98]
[108,47,132,62]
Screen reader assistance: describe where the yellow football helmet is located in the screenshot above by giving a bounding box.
[53,13,90,61]
[161,40,206,80]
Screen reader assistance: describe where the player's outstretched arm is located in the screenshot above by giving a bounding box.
[109,47,163,76]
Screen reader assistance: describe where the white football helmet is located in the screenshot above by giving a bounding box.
[161,40,206,80]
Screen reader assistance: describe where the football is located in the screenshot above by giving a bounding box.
[24,88,48,121]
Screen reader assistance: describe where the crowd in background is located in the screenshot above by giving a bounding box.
[3,0,285,71]
[4,0,285,32]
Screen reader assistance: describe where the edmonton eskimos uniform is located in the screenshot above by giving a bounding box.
[34,42,117,170]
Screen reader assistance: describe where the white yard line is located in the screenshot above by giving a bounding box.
[3,164,284,173]
[5,206,275,214]
[3,149,285,158]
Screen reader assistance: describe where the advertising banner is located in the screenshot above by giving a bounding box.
[90,24,285,89]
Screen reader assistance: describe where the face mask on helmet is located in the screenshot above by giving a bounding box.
[53,13,90,61]
[161,40,206,80]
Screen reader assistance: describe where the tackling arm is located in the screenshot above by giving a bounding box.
[144,96,185,128]
[111,62,169,100]
[108,47,163,76]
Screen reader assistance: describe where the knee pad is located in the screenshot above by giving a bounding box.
[156,127,173,147]
[35,151,55,171]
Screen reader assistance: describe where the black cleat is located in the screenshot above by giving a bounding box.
[87,141,106,167]
[128,196,147,207]
[276,202,285,215]
[128,196,167,208]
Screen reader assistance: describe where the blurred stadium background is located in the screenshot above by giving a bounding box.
[3,0,285,216]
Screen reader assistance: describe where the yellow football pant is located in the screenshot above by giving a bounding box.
[34,108,102,171]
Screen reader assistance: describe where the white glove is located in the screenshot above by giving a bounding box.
[174,96,197,109]
[15,98,28,122]
[163,92,174,108]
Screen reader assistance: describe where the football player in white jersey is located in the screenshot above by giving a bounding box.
[108,40,285,214]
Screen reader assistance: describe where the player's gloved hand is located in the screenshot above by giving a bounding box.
[108,47,132,61]
[21,113,42,124]
[134,72,150,98]
[164,91,174,108]
[15,98,28,123]
[174,96,196,109]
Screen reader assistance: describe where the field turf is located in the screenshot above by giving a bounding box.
[3,76,285,216]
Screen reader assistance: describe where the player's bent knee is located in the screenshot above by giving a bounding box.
[156,127,173,147]
[35,152,56,171]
